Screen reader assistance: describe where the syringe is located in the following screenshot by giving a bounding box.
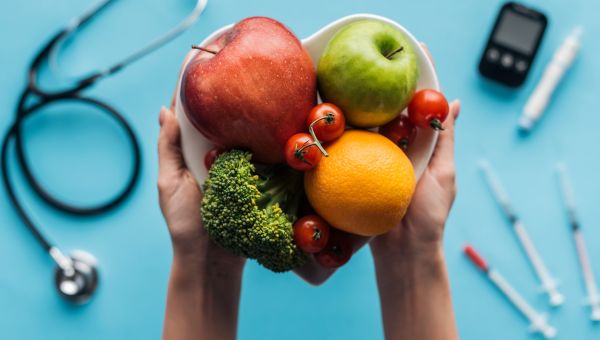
[556,163,600,321]
[479,160,564,306]
[519,26,583,132]
[464,245,557,339]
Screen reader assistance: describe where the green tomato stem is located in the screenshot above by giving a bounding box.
[430,119,445,131]
[312,227,322,241]
[398,138,409,150]
[307,115,332,157]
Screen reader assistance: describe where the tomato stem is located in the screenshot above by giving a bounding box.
[430,119,445,131]
[308,115,333,157]
[312,227,322,241]
[295,140,321,165]
[398,138,409,150]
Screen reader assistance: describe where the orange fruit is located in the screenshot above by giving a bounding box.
[304,130,415,236]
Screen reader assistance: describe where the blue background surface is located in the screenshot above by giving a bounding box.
[1,0,599,339]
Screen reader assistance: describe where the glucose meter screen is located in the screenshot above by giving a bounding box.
[493,11,543,55]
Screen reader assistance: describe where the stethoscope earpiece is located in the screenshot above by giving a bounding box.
[54,250,98,304]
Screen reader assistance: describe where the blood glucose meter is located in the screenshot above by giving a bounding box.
[479,2,548,87]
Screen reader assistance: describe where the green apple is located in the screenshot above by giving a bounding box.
[317,20,419,128]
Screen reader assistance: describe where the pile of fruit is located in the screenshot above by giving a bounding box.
[182,17,449,272]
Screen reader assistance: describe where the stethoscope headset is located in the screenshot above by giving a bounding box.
[1,0,207,304]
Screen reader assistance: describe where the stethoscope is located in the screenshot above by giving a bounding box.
[1,0,207,304]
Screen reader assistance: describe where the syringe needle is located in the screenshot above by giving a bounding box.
[556,164,600,321]
[464,245,557,339]
[479,160,564,306]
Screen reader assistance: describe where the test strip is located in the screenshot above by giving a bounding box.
[464,245,557,339]
[479,160,564,306]
[556,164,600,321]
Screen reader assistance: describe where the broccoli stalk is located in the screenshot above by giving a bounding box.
[201,150,307,272]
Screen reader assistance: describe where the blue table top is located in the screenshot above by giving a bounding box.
[1,0,600,339]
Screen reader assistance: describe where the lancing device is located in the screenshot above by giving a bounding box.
[519,26,583,132]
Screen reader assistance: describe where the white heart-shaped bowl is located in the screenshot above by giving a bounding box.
[174,14,439,284]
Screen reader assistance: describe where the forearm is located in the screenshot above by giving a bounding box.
[163,254,243,340]
[373,247,458,340]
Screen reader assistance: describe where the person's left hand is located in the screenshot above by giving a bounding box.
[157,105,245,271]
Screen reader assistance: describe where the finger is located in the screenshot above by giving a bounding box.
[428,100,460,177]
[158,106,185,180]
[420,42,436,70]
[170,88,177,112]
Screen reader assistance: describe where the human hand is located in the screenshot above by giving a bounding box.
[157,105,245,272]
[370,100,460,264]
[369,102,460,340]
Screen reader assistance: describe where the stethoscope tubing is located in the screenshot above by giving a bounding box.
[1,87,143,252]
[2,0,206,259]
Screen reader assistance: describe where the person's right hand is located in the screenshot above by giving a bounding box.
[370,100,460,264]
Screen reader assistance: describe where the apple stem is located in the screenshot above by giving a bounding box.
[307,117,331,157]
[191,45,218,55]
[385,46,404,59]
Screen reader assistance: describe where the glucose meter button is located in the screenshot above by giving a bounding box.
[515,59,528,73]
[486,48,500,62]
[501,53,514,68]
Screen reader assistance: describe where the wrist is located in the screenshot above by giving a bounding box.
[371,233,443,267]
[171,238,246,278]
[171,253,244,285]
[372,243,446,288]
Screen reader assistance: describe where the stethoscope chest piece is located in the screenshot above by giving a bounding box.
[54,250,98,304]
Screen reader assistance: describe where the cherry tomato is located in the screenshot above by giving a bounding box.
[204,147,224,170]
[293,215,331,253]
[379,114,417,151]
[314,229,353,268]
[408,89,449,130]
[284,133,322,172]
[306,103,345,143]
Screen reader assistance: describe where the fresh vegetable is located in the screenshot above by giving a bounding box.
[379,114,416,150]
[293,215,330,253]
[315,229,353,268]
[201,150,307,272]
[408,89,449,130]
[284,133,323,172]
[307,103,346,143]
[304,130,416,236]
[204,147,224,170]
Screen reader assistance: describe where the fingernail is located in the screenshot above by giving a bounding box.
[159,106,166,126]
[451,99,461,120]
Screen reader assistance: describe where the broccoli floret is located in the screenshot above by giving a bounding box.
[201,150,307,272]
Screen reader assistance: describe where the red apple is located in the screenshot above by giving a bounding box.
[182,17,317,164]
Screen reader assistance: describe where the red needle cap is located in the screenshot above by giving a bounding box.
[463,244,489,272]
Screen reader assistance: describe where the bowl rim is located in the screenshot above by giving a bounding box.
[176,13,440,182]
[174,13,442,284]
[303,13,440,89]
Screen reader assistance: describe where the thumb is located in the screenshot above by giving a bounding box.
[158,106,185,179]
[428,100,460,182]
